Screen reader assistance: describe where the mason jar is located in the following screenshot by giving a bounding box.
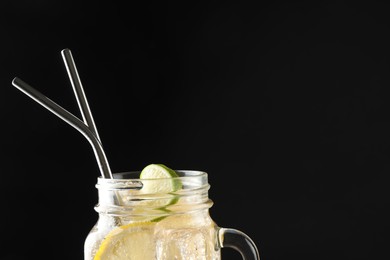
[84,170,260,259]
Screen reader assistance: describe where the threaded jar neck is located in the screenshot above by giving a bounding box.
[94,170,213,216]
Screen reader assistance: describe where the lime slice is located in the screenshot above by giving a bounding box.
[138,164,182,213]
[94,221,156,260]
[140,164,182,194]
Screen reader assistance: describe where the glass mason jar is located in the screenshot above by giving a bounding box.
[85,170,260,259]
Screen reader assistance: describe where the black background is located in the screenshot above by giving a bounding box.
[1,0,390,259]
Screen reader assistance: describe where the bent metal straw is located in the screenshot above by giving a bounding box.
[61,48,101,142]
[11,64,113,179]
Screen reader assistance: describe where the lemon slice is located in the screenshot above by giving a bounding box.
[139,164,182,194]
[94,221,156,260]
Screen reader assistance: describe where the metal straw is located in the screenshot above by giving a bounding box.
[11,77,113,179]
[61,48,101,141]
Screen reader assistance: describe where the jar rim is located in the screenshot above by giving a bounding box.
[96,170,209,190]
[98,170,207,181]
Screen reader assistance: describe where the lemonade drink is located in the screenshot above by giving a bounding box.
[85,168,220,259]
[84,165,259,259]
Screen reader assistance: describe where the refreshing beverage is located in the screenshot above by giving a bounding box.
[84,166,259,259]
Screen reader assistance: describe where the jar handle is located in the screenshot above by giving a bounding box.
[218,228,260,260]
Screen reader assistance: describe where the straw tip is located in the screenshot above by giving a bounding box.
[12,77,20,84]
[61,48,71,54]
[11,77,25,89]
[12,77,26,88]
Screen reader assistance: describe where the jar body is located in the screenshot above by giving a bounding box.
[85,209,221,259]
[84,171,221,259]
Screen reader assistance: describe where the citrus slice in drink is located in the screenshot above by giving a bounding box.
[139,163,182,193]
[94,221,156,260]
[138,163,182,209]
